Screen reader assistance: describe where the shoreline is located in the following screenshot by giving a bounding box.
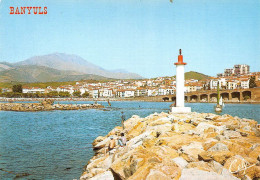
[80,112,260,180]
[0,97,259,104]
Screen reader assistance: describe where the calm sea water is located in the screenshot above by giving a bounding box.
[0,101,259,180]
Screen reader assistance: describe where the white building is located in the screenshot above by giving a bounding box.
[101,88,113,97]
[22,87,45,94]
[147,88,158,96]
[234,64,250,75]
[209,79,219,90]
[124,90,135,98]
[158,88,167,95]
[227,80,238,90]
[56,86,74,95]
[240,79,249,89]
[90,89,99,98]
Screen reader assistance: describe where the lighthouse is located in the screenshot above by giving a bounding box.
[171,49,191,113]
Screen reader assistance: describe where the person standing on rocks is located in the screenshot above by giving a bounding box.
[118,133,126,147]
[121,112,125,129]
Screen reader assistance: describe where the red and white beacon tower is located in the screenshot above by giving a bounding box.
[171,49,191,113]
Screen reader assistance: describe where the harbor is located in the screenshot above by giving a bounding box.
[0,101,259,179]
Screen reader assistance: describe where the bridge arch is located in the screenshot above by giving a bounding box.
[200,94,208,102]
[242,91,251,101]
[231,92,240,102]
[210,93,217,102]
[171,96,176,102]
[190,95,198,102]
[162,97,169,101]
[221,92,229,101]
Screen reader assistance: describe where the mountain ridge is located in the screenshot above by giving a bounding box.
[0,65,113,83]
[14,53,143,79]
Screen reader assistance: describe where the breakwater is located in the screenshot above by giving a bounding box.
[80,112,260,180]
[0,100,104,111]
[0,97,260,104]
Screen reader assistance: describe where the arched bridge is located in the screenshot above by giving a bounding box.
[159,88,260,103]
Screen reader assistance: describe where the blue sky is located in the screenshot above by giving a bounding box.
[0,0,259,78]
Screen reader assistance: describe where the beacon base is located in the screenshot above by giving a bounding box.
[171,107,191,113]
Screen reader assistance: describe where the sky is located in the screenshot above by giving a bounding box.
[0,0,259,78]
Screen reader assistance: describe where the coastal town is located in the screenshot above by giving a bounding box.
[1,64,259,100]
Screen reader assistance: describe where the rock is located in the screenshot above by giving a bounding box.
[127,121,147,140]
[208,143,229,152]
[214,135,227,141]
[249,146,260,160]
[180,142,205,162]
[172,157,188,169]
[179,168,239,180]
[186,161,213,172]
[92,136,106,146]
[223,130,242,139]
[107,126,123,136]
[205,114,218,120]
[81,112,260,180]
[195,122,226,135]
[127,131,152,150]
[145,169,171,180]
[202,139,218,151]
[93,137,110,150]
[198,151,234,165]
[149,117,172,126]
[88,171,114,180]
[224,141,251,157]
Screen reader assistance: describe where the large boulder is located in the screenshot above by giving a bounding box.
[198,151,234,165]
[88,171,114,180]
[179,168,239,180]
[172,157,188,169]
[223,130,242,139]
[208,143,229,152]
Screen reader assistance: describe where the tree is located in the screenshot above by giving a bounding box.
[47,91,59,98]
[82,92,89,98]
[249,76,257,88]
[59,91,70,97]
[12,84,23,93]
[73,91,81,97]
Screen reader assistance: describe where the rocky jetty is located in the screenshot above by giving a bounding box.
[0,99,104,111]
[80,112,260,180]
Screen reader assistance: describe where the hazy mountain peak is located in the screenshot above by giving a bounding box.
[13,53,143,80]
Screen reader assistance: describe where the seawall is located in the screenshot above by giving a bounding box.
[0,97,259,104]
[0,101,104,112]
[80,112,260,180]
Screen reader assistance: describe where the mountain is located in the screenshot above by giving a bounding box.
[0,65,112,83]
[0,62,13,71]
[184,71,210,80]
[15,53,143,79]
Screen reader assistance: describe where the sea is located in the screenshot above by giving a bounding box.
[0,101,259,180]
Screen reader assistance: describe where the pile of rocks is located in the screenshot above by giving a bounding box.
[80,112,260,180]
[0,101,104,111]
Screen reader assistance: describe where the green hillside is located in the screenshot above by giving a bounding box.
[172,71,209,80]
[184,71,210,80]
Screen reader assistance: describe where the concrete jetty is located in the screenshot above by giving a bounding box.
[80,112,260,180]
